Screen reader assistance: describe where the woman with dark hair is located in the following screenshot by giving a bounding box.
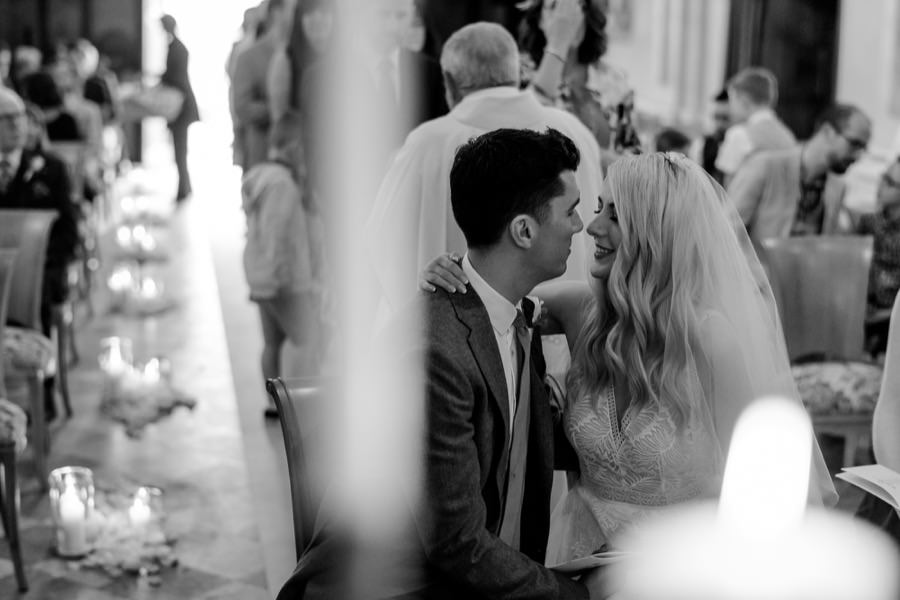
[20,71,83,141]
[518,0,638,152]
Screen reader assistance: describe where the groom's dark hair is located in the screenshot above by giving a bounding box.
[450,127,580,249]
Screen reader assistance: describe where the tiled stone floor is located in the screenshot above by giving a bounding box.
[0,196,270,598]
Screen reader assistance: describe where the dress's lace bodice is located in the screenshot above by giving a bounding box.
[564,386,720,507]
[546,387,721,564]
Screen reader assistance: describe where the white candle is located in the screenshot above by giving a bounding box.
[107,266,135,294]
[57,483,88,556]
[121,195,136,217]
[99,337,129,377]
[142,358,161,385]
[140,277,159,299]
[612,397,900,600]
[129,488,152,533]
[131,225,157,252]
[115,225,132,247]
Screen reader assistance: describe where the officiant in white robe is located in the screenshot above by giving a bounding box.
[366,22,602,317]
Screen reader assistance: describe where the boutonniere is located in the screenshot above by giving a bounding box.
[31,181,50,198]
[22,155,46,183]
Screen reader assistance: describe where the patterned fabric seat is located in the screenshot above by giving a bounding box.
[2,325,56,377]
[792,361,882,415]
[0,398,27,453]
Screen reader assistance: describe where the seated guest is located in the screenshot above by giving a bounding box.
[10,46,41,94]
[19,71,83,142]
[654,127,691,154]
[367,21,602,316]
[858,158,900,354]
[727,103,871,245]
[715,67,795,185]
[0,87,79,420]
[701,88,730,185]
[277,128,607,599]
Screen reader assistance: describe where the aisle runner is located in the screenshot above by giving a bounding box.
[0,201,269,599]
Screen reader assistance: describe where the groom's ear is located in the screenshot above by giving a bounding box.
[509,214,537,249]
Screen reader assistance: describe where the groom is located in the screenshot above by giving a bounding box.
[409,127,598,598]
[277,128,603,599]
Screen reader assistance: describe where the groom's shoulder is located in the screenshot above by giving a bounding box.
[379,290,465,346]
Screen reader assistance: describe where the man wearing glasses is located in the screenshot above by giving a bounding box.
[727,103,871,244]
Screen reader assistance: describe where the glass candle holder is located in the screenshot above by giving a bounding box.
[48,467,95,558]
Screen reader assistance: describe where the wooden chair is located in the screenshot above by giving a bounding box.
[0,210,61,488]
[760,235,878,467]
[873,291,900,472]
[0,249,27,591]
[266,377,330,559]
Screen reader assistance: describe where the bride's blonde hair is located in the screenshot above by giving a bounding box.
[569,153,729,426]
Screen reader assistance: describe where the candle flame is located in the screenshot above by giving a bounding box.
[143,359,161,384]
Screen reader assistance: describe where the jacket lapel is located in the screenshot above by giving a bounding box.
[449,286,511,444]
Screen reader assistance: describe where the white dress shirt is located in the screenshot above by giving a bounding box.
[366,48,400,102]
[462,254,521,434]
[715,108,777,175]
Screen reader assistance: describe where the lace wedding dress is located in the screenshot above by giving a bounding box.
[545,385,721,564]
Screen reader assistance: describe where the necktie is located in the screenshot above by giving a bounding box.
[376,56,397,117]
[499,309,532,550]
[0,157,12,193]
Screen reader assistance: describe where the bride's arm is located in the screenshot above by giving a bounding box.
[418,255,596,348]
[531,280,594,351]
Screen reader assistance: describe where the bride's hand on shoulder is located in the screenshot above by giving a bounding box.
[419,253,468,294]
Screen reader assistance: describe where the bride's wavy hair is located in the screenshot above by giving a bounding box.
[568,153,727,427]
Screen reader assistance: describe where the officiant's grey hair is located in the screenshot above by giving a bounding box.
[440,22,520,101]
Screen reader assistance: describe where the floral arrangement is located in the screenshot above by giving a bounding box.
[106,264,177,317]
[99,360,196,438]
[74,487,177,585]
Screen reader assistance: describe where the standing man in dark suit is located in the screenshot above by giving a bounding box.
[277,128,609,599]
[160,14,200,203]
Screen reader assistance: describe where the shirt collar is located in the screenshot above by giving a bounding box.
[747,108,776,124]
[462,254,519,335]
[455,86,521,108]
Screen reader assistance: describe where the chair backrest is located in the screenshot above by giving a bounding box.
[873,291,900,471]
[0,210,58,331]
[0,249,18,393]
[760,235,872,361]
[266,376,330,559]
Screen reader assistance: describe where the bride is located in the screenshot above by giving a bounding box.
[423,152,837,563]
